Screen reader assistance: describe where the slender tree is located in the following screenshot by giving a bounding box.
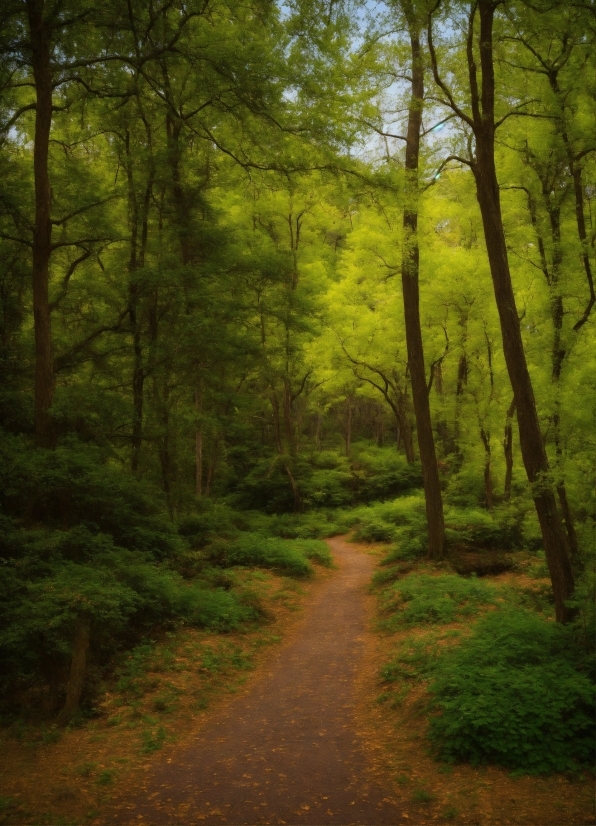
[428,0,576,620]
[400,0,445,558]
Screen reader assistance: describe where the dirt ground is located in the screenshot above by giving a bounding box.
[0,538,594,826]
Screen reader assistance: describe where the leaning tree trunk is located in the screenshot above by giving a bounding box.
[400,6,445,559]
[471,0,575,622]
[28,0,55,447]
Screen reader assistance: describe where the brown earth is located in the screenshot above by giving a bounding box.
[107,535,403,825]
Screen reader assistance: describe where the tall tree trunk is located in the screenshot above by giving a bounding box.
[129,285,144,472]
[345,400,352,458]
[503,396,516,500]
[480,427,493,510]
[314,412,322,450]
[28,0,55,447]
[470,0,575,621]
[195,381,203,498]
[58,613,90,725]
[400,5,444,559]
[396,392,416,464]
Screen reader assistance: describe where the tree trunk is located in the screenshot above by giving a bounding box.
[195,383,203,498]
[345,401,352,458]
[130,284,144,472]
[314,412,322,450]
[400,6,445,559]
[58,613,90,725]
[471,0,574,621]
[28,0,55,447]
[503,396,516,500]
[396,392,416,464]
[480,427,493,510]
[284,462,301,513]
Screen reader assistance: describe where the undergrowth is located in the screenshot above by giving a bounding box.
[379,573,499,628]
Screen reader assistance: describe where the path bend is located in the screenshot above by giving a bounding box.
[110,536,402,825]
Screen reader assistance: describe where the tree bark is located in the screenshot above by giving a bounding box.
[28,0,55,447]
[400,5,445,559]
[195,383,203,498]
[480,427,493,510]
[345,400,352,458]
[396,391,416,464]
[469,0,575,621]
[503,396,516,501]
[58,613,90,725]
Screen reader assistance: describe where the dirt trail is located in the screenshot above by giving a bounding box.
[109,536,402,825]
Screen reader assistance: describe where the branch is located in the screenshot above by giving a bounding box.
[359,119,407,142]
[51,236,118,251]
[427,326,449,393]
[51,198,114,226]
[49,249,91,311]
[421,113,457,137]
[1,103,36,132]
[423,154,474,191]
[495,104,556,129]
[291,369,312,403]
[0,231,33,248]
[54,310,129,372]
[427,2,474,128]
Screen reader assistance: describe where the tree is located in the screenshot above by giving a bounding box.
[427,0,576,621]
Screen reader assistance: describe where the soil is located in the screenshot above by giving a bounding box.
[107,536,403,825]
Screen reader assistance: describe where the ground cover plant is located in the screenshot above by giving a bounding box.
[427,609,595,773]
[372,550,595,777]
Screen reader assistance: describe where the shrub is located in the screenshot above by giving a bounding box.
[428,609,595,773]
[350,495,427,545]
[444,505,520,550]
[291,538,333,566]
[213,532,313,576]
[252,510,343,539]
[350,447,422,502]
[382,573,497,626]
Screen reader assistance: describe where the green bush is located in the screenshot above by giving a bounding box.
[444,505,521,550]
[382,573,498,626]
[350,447,422,502]
[350,495,427,542]
[0,539,257,693]
[428,609,595,773]
[301,468,353,508]
[213,532,313,576]
[291,538,333,566]
[0,436,182,559]
[248,510,343,539]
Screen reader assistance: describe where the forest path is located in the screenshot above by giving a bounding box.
[109,536,402,825]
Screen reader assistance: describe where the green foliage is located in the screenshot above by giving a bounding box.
[349,494,427,542]
[444,504,523,550]
[0,436,182,558]
[210,532,315,577]
[381,631,449,682]
[350,448,422,502]
[428,610,595,773]
[244,509,343,539]
[381,574,497,627]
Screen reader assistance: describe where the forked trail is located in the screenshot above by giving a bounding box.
[110,536,402,825]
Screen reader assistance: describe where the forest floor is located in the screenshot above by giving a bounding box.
[0,537,594,826]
